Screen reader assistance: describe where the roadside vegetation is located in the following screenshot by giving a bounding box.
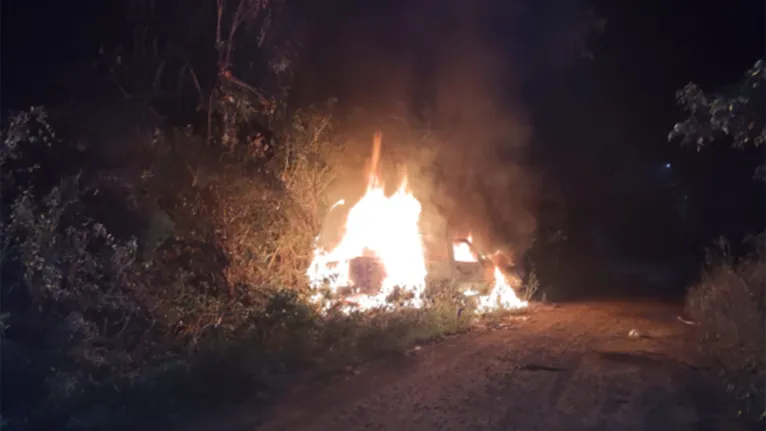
[0,84,524,431]
[685,235,765,423]
[671,59,765,425]
[0,2,539,430]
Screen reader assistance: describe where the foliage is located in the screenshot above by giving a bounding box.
[1,2,360,426]
[89,0,323,290]
[0,104,491,431]
[99,0,297,146]
[669,59,765,180]
[211,102,342,288]
[0,92,325,423]
[0,3,540,430]
[519,267,541,303]
[672,58,766,425]
[685,234,765,424]
[0,109,218,426]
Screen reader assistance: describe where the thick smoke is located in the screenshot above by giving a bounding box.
[414,0,538,256]
[299,0,546,258]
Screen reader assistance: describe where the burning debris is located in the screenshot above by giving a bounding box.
[464,266,528,312]
[307,133,527,313]
[453,236,479,263]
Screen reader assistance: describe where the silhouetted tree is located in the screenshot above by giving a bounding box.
[670,59,765,177]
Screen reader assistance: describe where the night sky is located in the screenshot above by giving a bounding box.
[3,0,764,294]
[532,1,764,251]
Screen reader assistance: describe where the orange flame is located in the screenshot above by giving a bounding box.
[307,133,427,311]
[453,235,479,262]
[457,237,528,312]
[475,266,528,311]
[308,133,527,313]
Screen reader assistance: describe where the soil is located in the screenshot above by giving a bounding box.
[192,301,751,431]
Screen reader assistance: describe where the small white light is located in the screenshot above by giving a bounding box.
[664,163,671,169]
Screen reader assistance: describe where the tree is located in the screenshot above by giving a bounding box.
[669,59,765,156]
[671,60,766,425]
[101,0,297,146]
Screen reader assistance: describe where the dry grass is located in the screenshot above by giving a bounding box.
[685,235,765,423]
[211,105,344,290]
[41,288,475,431]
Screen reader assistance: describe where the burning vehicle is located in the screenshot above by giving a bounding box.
[307,132,527,312]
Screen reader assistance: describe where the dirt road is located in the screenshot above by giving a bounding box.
[204,301,746,431]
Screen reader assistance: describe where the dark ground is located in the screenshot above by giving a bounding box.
[190,300,749,431]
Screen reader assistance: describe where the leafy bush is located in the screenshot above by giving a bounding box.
[0,106,486,431]
[685,234,765,422]
[212,104,343,289]
[670,59,765,150]
[0,104,338,428]
[0,109,222,428]
[670,59,765,180]
[16,288,472,431]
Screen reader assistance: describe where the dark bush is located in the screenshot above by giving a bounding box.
[0,106,494,430]
[685,234,765,423]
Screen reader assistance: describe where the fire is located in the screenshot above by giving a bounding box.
[308,132,527,313]
[453,236,479,262]
[475,266,528,312]
[307,132,427,311]
[456,237,528,312]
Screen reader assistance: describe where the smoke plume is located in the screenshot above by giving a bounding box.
[298,0,546,257]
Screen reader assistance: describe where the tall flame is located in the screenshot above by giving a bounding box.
[308,133,527,313]
[307,133,427,310]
